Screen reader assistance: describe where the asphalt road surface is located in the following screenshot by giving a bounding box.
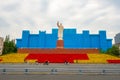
[0,74,120,80]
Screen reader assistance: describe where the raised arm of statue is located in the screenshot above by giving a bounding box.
[57,21,64,29]
[57,21,60,28]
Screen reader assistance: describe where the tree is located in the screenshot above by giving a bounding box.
[106,46,120,56]
[2,35,17,55]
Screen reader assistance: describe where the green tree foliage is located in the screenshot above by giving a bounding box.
[2,35,17,54]
[106,46,120,56]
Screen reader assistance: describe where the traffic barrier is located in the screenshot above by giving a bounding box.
[1,68,120,74]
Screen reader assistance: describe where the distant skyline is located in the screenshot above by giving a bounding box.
[0,0,120,44]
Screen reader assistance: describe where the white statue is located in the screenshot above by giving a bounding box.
[57,21,64,40]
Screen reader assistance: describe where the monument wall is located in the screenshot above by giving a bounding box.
[16,29,112,51]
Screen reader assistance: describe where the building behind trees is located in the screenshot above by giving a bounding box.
[114,33,120,50]
[0,37,4,55]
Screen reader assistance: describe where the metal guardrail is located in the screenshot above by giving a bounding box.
[0,68,120,74]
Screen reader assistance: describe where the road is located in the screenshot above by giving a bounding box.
[0,74,120,80]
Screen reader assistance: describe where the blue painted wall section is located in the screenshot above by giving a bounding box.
[16,29,112,51]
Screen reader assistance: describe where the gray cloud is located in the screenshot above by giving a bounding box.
[108,0,120,8]
[39,0,49,12]
[0,17,10,27]
[2,3,20,12]
[98,0,120,10]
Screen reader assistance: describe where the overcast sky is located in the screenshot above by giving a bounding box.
[0,0,120,44]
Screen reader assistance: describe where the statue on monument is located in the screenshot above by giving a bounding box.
[57,21,64,40]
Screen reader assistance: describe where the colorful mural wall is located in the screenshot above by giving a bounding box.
[16,29,112,51]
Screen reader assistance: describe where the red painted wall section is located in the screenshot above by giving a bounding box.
[0,59,2,62]
[107,60,120,64]
[18,48,99,54]
[25,54,89,63]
